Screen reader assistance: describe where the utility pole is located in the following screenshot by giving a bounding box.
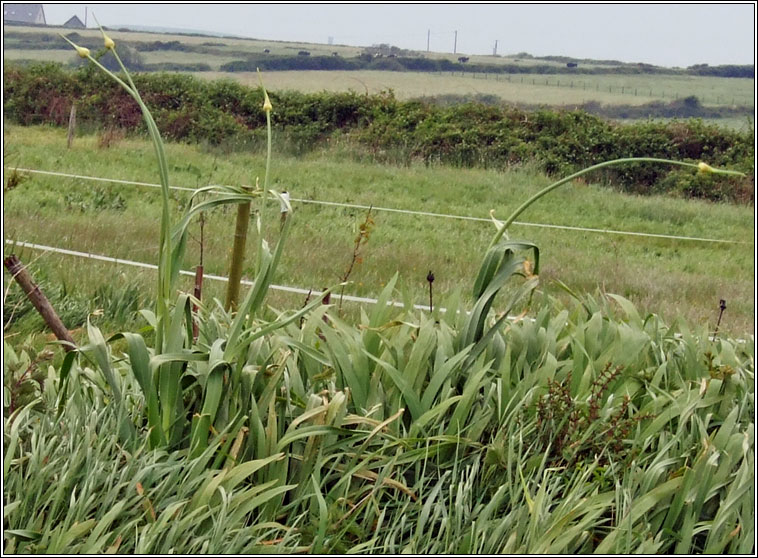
[493,40,498,56]
[427,29,430,52]
[453,30,457,54]
[85,7,88,27]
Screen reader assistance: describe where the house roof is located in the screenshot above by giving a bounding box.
[63,15,85,28]
[3,4,46,24]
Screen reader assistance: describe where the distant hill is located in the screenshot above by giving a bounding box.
[108,23,242,40]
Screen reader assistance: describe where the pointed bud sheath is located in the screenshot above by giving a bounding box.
[103,33,115,50]
[262,92,273,113]
[698,162,715,174]
[60,35,91,59]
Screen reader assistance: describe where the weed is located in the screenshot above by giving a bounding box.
[4,168,28,192]
[535,363,654,468]
[64,186,126,212]
[96,126,125,148]
[338,205,374,311]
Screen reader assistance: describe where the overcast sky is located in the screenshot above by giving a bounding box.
[40,2,755,68]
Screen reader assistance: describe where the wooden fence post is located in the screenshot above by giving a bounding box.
[4,255,76,351]
[67,103,77,149]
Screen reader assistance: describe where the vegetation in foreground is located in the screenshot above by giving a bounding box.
[3,32,755,555]
[5,290,754,554]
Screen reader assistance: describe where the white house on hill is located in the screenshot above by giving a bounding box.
[3,3,46,25]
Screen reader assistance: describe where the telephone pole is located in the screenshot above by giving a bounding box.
[427,29,430,52]
[453,30,457,54]
[493,40,498,56]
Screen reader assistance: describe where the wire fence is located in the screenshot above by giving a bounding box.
[5,166,747,245]
[435,72,755,106]
[5,238,750,343]
[2,239,466,315]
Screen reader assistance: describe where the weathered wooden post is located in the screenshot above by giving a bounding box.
[4,255,76,351]
[67,103,77,149]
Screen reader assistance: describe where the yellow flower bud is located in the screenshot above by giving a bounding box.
[103,33,115,50]
[698,162,715,174]
[262,92,273,113]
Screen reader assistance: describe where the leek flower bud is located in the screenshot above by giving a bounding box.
[698,162,715,174]
[102,32,115,50]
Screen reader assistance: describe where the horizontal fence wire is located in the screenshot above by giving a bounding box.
[5,239,751,343]
[2,239,466,315]
[5,167,748,245]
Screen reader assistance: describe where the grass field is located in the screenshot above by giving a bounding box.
[197,69,755,107]
[3,125,754,337]
[1,24,637,67]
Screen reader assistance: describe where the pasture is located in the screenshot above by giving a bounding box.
[4,23,755,111]
[200,70,756,108]
[3,124,754,337]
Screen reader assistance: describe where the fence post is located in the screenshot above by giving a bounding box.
[67,103,76,149]
[3,255,76,351]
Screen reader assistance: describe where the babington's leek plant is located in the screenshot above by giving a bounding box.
[57,29,330,454]
[3,26,751,555]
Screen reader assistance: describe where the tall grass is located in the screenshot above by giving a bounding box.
[3,34,754,554]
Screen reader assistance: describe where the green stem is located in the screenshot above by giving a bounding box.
[107,47,174,349]
[224,194,252,312]
[488,157,727,250]
[264,110,272,193]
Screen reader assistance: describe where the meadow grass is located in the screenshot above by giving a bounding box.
[3,124,754,336]
[195,69,755,108]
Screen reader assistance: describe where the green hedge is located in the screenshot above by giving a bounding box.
[3,63,754,202]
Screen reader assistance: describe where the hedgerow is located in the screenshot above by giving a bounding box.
[3,63,754,202]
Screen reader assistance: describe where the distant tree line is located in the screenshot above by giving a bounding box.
[219,53,754,78]
[419,94,754,120]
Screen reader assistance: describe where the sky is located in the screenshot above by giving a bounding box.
[39,2,756,68]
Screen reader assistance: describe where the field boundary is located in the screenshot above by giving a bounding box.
[2,238,460,314]
[5,238,751,342]
[6,166,748,245]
